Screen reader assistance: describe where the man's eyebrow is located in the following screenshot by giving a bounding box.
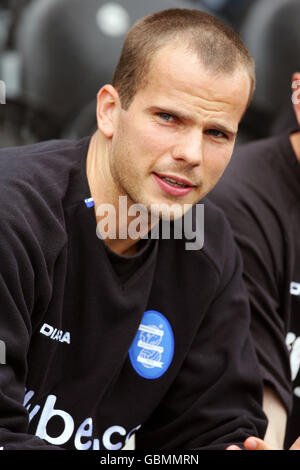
[149,106,237,136]
[149,106,191,122]
[208,122,237,137]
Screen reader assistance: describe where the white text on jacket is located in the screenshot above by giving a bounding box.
[24,390,140,450]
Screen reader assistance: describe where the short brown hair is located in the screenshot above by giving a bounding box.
[112,8,255,109]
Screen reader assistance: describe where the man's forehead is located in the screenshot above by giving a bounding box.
[149,42,200,74]
[146,43,248,90]
[140,44,250,114]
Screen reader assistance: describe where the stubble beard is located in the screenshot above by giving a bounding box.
[109,136,192,225]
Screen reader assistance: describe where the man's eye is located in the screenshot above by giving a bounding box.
[206,129,226,138]
[158,113,175,122]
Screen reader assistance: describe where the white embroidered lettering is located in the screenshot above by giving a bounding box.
[35,394,74,445]
[103,425,126,450]
[40,324,70,344]
[74,417,93,450]
[290,282,300,296]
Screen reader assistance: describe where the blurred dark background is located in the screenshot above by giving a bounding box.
[0,0,299,148]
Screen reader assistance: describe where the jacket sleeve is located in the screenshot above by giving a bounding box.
[136,220,267,450]
[0,207,64,450]
[209,177,293,416]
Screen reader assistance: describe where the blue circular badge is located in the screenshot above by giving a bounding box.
[129,310,174,379]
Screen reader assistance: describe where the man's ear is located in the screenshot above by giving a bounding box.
[291,72,300,125]
[96,84,120,138]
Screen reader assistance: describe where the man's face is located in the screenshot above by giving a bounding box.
[109,44,250,219]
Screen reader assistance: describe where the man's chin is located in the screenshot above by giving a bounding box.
[128,191,196,222]
[147,201,187,222]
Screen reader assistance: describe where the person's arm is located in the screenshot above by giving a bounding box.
[209,163,293,440]
[263,385,287,449]
[0,206,64,450]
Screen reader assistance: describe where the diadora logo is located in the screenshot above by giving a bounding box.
[40,323,70,344]
[129,310,174,380]
[290,282,300,296]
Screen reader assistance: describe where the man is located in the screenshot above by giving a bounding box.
[210,73,300,450]
[0,9,266,449]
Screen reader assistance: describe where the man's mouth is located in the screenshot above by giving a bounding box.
[153,173,195,197]
[154,173,194,188]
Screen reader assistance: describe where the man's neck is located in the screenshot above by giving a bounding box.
[86,132,154,256]
[289,131,300,164]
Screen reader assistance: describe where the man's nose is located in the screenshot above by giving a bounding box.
[172,130,202,166]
